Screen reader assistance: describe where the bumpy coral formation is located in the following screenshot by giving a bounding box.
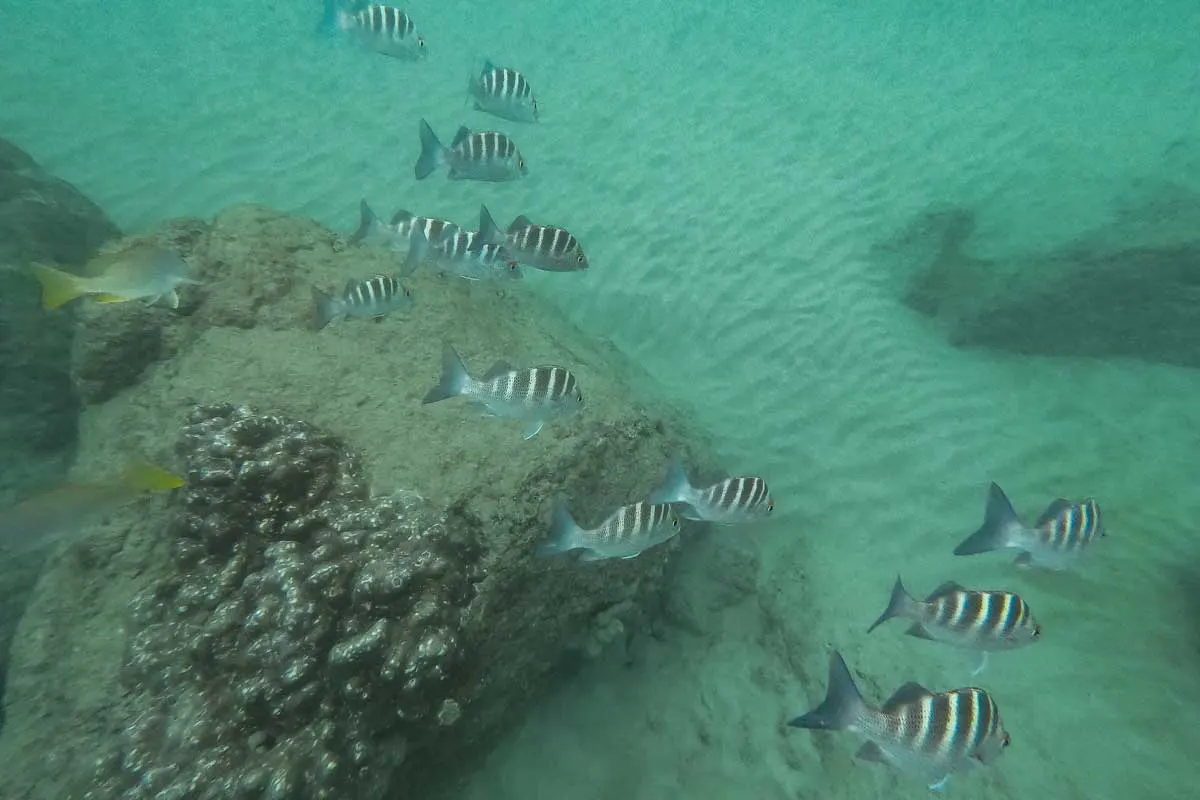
[86,404,482,799]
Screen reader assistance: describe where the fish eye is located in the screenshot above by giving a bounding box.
[418,37,425,48]
[672,517,680,528]
[577,253,585,263]
[508,261,519,271]
[1002,732,1011,748]
[519,157,526,169]
[767,500,775,513]
[1032,624,1042,639]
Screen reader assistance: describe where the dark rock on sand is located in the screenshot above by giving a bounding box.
[884,185,1200,367]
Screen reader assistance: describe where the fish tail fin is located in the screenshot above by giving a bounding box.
[311,286,339,330]
[119,460,185,493]
[954,482,1023,556]
[414,119,444,180]
[788,651,867,732]
[422,343,471,404]
[350,199,380,245]
[318,0,347,35]
[32,263,86,310]
[537,495,582,557]
[867,575,915,633]
[402,228,430,277]
[647,454,694,505]
[478,204,503,244]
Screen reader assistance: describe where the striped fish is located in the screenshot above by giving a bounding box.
[647,456,774,524]
[867,577,1041,675]
[348,200,459,261]
[953,482,1105,571]
[788,651,1011,792]
[479,205,588,272]
[311,273,413,330]
[468,59,538,123]
[414,119,527,182]
[538,496,681,562]
[321,1,427,61]
[421,343,584,440]
[425,210,522,281]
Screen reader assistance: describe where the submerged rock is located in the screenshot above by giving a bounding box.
[885,187,1200,367]
[0,137,121,742]
[0,206,717,799]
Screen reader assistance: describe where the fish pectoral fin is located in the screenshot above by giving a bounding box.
[1013,552,1033,568]
[904,623,936,641]
[522,420,544,440]
[619,552,640,560]
[854,742,888,764]
[928,775,951,793]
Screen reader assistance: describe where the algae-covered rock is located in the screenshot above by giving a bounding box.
[0,206,719,799]
[886,186,1200,366]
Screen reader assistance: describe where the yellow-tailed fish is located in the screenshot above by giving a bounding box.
[32,242,194,311]
[0,460,184,553]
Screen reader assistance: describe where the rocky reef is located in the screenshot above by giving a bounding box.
[0,138,121,740]
[0,204,718,799]
[882,183,1200,366]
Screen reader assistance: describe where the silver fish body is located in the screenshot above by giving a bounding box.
[431,229,522,281]
[789,652,1011,792]
[468,59,538,123]
[478,205,588,272]
[421,343,584,439]
[349,200,459,257]
[323,2,427,61]
[647,457,774,523]
[415,120,527,182]
[868,577,1042,652]
[311,273,413,330]
[953,483,1105,570]
[538,496,681,561]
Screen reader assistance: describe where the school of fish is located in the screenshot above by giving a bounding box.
[12,2,1114,794]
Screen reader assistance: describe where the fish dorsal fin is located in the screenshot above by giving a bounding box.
[507,214,533,233]
[451,126,473,148]
[882,682,932,712]
[390,209,414,226]
[481,58,496,73]
[925,581,966,601]
[1036,499,1073,527]
[483,360,515,380]
[855,742,888,764]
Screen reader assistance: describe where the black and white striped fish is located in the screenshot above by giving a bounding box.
[349,200,459,262]
[479,206,588,272]
[647,457,774,524]
[468,59,538,123]
[421,343,584,439]
[867,577,1041,675]
[414,119,527,182]
[953,482,1105,571]
[422,210,521,281]
[320,1,427,61]
[538,496,681,562]
[789,651,1011,792]
[311,273,413,330]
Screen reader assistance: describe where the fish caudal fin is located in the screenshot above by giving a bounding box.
[311,286,339,331]
[537,495,582,557]
[788,651,867,732]
[402,229,430,278]
[414,119,444,180]
[954,482,1022,556]
[866,575,915,634]
[318,0,348,35]
[32,264,86,310]
[647,455,694,506]
[422,343,471,404]
[119,460,185,493]
[350,199,379,245]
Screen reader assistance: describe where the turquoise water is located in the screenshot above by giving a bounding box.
[3,0,1200,798]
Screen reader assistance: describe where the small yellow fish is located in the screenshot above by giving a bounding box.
[0,460,184,553]
[32,241,194,310]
